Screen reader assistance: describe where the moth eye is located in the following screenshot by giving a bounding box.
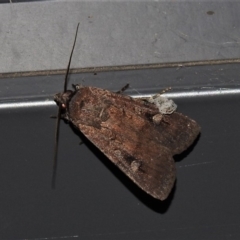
[61,103,66,109]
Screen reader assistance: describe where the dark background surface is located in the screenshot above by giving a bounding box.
[1,0,240,239]
[0,63,240,239]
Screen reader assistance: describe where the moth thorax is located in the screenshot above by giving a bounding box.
[54,90,73,109]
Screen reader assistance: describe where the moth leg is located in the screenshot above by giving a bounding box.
[50,113,68,120]
[159,87,172,95]
[148,87,172,100]
[116,83,129,94]
[50,114,67,120]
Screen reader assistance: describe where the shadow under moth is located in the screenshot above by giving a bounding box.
[53,23,201,201]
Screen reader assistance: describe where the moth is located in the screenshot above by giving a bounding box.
[53,23,200,200]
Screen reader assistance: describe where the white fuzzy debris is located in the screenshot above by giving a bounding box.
[147,94,177,114]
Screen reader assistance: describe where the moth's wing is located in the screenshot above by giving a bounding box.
[68,87,176,200]
[151,112,200,155]
[67,87,198,200]
[79,123,176,201]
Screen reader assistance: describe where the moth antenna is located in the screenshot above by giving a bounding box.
[64,22,80,92]
[52,23,80,189]
[52,105,62,189]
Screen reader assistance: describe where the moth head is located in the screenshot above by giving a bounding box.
[54,90,73,109]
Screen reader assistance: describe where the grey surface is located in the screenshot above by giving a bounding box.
[1,1,240,239]
[0,1,240,73]
[1,63,240,239]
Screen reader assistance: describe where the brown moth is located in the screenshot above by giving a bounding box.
[53,23,200,200]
